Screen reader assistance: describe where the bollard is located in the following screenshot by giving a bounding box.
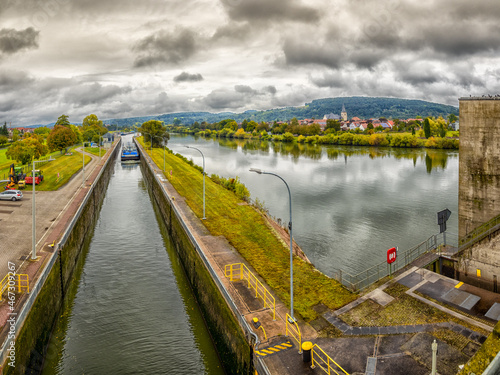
[302,341,313,363]
[431,339,438,375]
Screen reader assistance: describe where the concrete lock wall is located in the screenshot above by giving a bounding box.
[459,98,500,238]
[138,145,253,375]
[1,140,120,374]
[458,98,500,291]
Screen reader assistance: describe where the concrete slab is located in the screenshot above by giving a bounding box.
[398,272,424,289]
[365,357,376,375]
[367,289,394,307]
[485,302,500,321]
[442,289,481,310]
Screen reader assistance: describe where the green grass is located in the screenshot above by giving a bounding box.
[0,147,91,191]
[35,151,91,191]
[459,321,500,374]
[83,147,107,157]
[138,137,356,321]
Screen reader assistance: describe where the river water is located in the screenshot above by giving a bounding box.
[172,135,459,277]
[41,141,224,374]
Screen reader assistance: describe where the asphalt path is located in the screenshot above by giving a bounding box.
[0,149,100,279]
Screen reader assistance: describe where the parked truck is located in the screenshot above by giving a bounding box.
[25,170,44,185]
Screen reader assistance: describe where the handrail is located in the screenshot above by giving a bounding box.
[285,313,302,353]
[311,343,349,375]
[460,213,500,246]
[0,273,29,302]
[225,263,276,320]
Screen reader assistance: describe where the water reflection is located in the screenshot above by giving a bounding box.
[184,135,456,173]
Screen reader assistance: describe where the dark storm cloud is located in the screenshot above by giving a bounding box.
[234,85,258,95]
[0,70,33,88]
[283,39,342,69]
[173,72,204,82]
[133,28,198,67]
[212,23,251,42]
[310,73,347,88]
[263,85,277,95]
[220,0,319,23]
[64,83,130,107]
[0,27,39,55]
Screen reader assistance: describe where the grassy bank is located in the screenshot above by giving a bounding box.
[138,136,356,321]
[0,148,91,191]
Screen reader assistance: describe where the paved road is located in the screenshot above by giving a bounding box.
[0,149,101,279]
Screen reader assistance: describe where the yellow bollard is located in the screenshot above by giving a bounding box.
[252,317,267,340]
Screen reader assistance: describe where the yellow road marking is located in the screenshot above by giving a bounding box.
[262,349,274,354]
[455,282,464,289]
[255,341,294,357]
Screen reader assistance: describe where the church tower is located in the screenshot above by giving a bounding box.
[341,104,347,121]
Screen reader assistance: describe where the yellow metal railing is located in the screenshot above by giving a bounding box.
[311,343,349,375]
[1,273,29,302]
[285,313,302,353]
[225,263,276,320]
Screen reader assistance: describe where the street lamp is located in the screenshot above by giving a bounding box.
[185,145,206,220]
[249,168,295,321]
[32,158,54,260]
[82,141,91,186]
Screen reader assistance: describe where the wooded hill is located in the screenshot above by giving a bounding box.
[104,96,459,127]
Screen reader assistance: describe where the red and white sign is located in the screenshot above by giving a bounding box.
[387,247,397,264]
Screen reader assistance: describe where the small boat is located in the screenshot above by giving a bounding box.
[121,143,140,162]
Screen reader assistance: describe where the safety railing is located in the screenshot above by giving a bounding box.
[285,313,302,353]
[332,232,458,292]
[1,273,29,302]
[225,263,276,320]
[311,343,349,375]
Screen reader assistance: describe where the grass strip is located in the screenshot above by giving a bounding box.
[138,137,356,321]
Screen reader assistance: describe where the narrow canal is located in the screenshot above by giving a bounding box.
[172,135,459,276]
[41,140,224,374]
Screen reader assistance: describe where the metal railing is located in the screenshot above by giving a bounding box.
[311,343,349,375]
[225,263,276,321]
[1,273,29,302]
[332,232,458,292]
[459,213,500,250]
[285,313,302,353]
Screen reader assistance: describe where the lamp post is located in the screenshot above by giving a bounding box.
[249,168,295,321]
[32,158,54,260]
[99,135,104,159]
[185,145,206,220]
[82,141,91,186]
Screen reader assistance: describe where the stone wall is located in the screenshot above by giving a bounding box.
[459,98,500,238]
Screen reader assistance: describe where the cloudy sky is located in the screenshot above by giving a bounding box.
[1,0,499,126]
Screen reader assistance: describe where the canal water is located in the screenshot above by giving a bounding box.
[172,135,459,277]
[41,143,224,374]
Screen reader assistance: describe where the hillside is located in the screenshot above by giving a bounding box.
[104,96,459,126]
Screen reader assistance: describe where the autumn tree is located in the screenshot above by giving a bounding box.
[47,125,78,153]
[81,114,107,143]
[139,120,169,148]
[6,136,48,164]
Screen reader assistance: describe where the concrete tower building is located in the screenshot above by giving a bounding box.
[456,96,500,290]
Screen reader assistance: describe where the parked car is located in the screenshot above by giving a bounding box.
[0,190,23,201]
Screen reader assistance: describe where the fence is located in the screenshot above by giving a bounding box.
[285,313,302,353]
[332,232,458,292]
[0,273,29,302]
[311,343,349,375]
[225,263,276,320]
[459,213,500,250]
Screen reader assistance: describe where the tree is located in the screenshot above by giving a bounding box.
[34,126,51,139]
[423,118,431,138]
[173,118,181,126]
[82,114,103,128]
[12,129,19,142]
[0,122,8,136]
[55,114,71,127]
[447,113,458,124]
[326,119,341,132]
[139,120,169,147]
[47,125,78,153]
[223,120,238,131]
[6,137,48,164]
[0,135,8,146]
[81,114,107,143]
